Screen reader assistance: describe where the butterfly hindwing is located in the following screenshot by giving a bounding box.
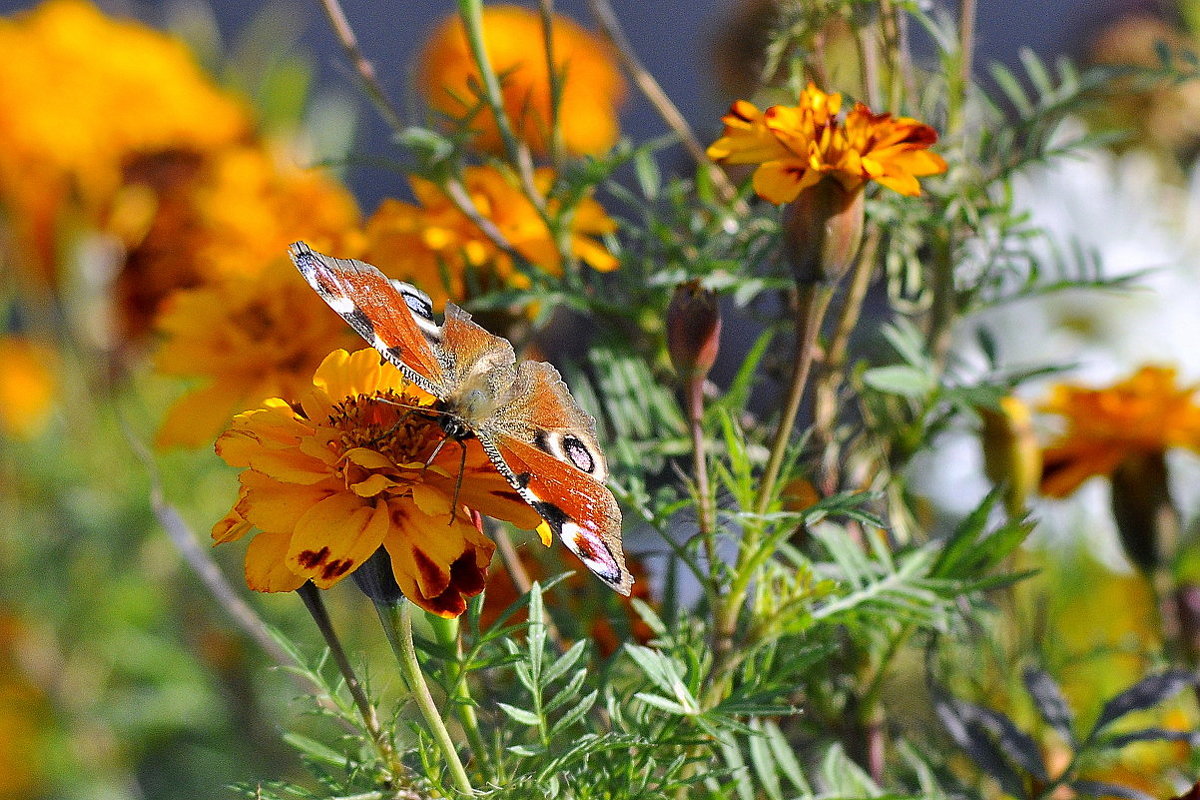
[479,360,632,595]
[289,242,447,394]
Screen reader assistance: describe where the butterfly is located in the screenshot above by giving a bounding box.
[288,241,632,595]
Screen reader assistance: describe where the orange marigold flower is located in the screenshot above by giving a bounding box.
[0,0,250,285]
[115,144,362,338]
[154,258,362,449]
[707,83,947,204]
[364,166,616,310]
[0,336,58,440]
[1039,366,1200,498]
[417,5,625,156]
[213,348,543,617]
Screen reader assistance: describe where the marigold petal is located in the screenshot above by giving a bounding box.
[238,472,340,533]
[287,493,389,587]
[384,504,495,617]
[351,473,397,497]
[411,483,454,518]
[245,531,307,592]
[751,161,813,204]
[1040,443,1126,498]
[872,170,922,197]
[212,498,253,545]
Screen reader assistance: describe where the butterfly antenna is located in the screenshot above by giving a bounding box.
[448,441,467,527]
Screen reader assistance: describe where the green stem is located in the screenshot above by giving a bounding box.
[429,615,494,782]
[686,375,718,581]
[753,283,835,518]
[299,586,400,774]
[537,0,565,166]
[377,601,475,797]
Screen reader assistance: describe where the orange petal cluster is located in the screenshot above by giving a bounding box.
[707,83,947,204]
[364,166,616,310]
[1040,366,1200,497]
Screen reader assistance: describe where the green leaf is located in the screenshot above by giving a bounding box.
[862,365,935,398]
[497,702,541,727]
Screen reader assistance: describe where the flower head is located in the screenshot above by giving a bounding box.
[707,83,947,204]
[115,144,362,338]
[214,348,543,617]
[0,0,250,284]
[1039,366,1200,498]
[417,5,625,156]
[154,258,362,448]
[364,166,616,310]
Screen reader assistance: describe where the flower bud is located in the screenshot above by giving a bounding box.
[1110,450,1178,573]
[782,178,865,285]
[351,546,407,607]
[979,396,1042,517]
[666,281,722,382]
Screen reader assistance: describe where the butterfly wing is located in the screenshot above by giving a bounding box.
[289,242,448,395]
[477,359,632,595]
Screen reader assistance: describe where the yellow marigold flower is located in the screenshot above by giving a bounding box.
[115,144,362,338]
[0,336,58,440]
[1039,366,1200,498]
[213,348,543,617]
[0,0,250,285]
[364,166,616,310]
[417,5,625,156]
[154,258,362,449]
[707,83,947,204]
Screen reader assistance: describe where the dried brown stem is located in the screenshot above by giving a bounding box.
[585,0,746,212]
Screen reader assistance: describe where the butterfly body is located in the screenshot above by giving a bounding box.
[289,241,632,595]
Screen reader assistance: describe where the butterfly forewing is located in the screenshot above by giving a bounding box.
[288,242,446,393]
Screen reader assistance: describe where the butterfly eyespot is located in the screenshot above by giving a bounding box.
[398,285,435,321]
[562,435,596,474]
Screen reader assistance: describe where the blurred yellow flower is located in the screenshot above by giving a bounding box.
[0,0,250,285]
[0,336,58,440]
[707,83,947,204]
[417,5,625,156]
[213,348,542,617]
[1039,366,1200,498]
[364,166,616,310]
[154,258,362,449]
[115,144,362,338]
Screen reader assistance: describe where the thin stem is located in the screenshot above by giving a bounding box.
[456,0,549,216]
[316,0,405,134]
[753,283,836,518]
[377,601,475,797]
[442,176,523,259]
[584,0,746,213]
[812,229,880,493]
[709,283,835,686]
[686,376,718,579]
[298,583,405,782]
[429,615,494,781]
[538,0,565,166]
[877,0,904,111]
[958,0,977,100]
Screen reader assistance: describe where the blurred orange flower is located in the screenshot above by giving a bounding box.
[0,336,58,440]
[707,83,946,203]
[115,144,362,338]
[417,5,625,156]
[0,0,250,285]
[364,166,616,310]
[213,348,543,617]
[1039,366,1200,498]
[153,257,363,449]
[0,616,49,800]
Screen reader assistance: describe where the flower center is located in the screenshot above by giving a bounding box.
[328,390,443,466]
